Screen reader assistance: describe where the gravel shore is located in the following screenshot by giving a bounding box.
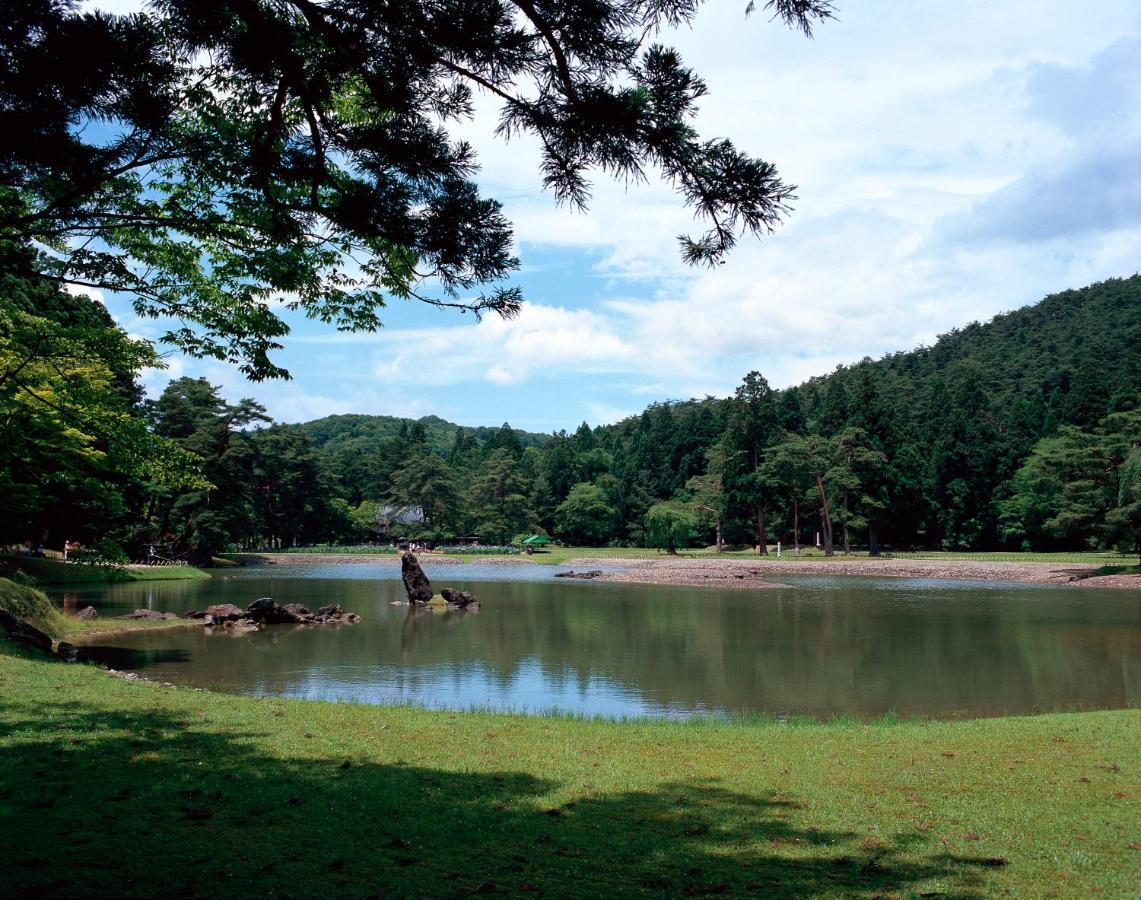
[560,556,1141,590]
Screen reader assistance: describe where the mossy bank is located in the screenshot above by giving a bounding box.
[1,640,1136,898]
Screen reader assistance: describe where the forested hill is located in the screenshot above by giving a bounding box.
[797,275,1141,429]
[604,274,1140,440]
[584,275,1140,551]
[290,414,548,458]
[279,415,550,507]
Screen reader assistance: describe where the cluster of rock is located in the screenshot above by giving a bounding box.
[182,598,361,633]
[555,570,605,580]
[401,552,480,609]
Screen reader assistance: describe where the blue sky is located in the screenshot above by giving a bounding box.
[87,1,1141,433]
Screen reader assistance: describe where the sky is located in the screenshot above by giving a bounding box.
[87,1,1141,433]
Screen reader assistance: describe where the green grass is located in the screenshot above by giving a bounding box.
[0,577,67,635]
[0,555,211,586]
[60,617,202,639]
[119,564,213,581]
[0,642,1136,898]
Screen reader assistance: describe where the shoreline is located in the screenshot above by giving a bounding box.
[62,618,201,643]
[232,551,1140,589]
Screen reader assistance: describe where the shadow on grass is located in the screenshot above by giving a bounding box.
[0,687,998,898]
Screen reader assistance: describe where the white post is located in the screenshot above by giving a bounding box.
[776,541,781,558]
[815,531,820,547]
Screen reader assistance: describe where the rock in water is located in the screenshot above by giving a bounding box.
[441,588,479,609]
[313,604,356,623]
[204,603,244,621]
[401,552,433,603]
[282,603,313,622]
[246,597,308,624]
[56,641,78,662]
[225,618,261,634]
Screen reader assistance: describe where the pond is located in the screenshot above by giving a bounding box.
[51,563,1141,720]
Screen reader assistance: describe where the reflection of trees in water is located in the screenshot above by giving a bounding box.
[76,645,191,668]
[87,579,1141,718]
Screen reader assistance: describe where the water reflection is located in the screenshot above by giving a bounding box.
[75,645,191,669]
[52,568,1141,719]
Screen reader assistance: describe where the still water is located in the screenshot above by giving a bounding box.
[52,563,1140,719]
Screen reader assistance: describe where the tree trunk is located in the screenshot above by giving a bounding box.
[814,473,834,556]
[715,518,723,554]
[793,497,800,555]
[869,524,880,557]
[842,489,850,555]
[756,505,767,555]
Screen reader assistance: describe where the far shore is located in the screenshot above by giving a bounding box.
[562,556,1140,590]
[228,550,1140,590]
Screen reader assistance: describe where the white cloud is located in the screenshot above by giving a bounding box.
[368,303,637,388]
[64,283,104,305]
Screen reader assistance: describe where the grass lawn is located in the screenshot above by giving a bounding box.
[60,617,203,640]
[0,555,211,586]
[0,642,1136,898]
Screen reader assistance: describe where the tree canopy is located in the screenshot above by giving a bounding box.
[2,0,832,378]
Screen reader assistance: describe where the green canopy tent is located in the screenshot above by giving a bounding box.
[521,535,552,552]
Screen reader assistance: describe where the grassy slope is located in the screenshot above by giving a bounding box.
[0,555,211,585]
[1,576,201,642]
[0,643,1136,898]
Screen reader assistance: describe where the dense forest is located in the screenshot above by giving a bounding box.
[3,273,1138,561]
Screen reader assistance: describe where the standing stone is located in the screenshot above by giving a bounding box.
[401,552,433,603]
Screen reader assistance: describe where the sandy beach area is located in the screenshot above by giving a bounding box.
[560,556,1141,590]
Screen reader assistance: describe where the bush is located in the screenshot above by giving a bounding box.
[0,577,65,636]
